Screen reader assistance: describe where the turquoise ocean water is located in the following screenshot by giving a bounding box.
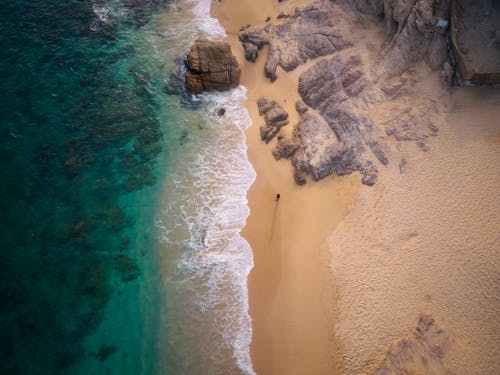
[1,0,255,374]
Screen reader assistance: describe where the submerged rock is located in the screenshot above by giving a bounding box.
[95,344,117,362]
[185,38,240,93]
[115,254,140,282]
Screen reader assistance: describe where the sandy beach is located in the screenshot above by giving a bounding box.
[211,1,500,374]
[211,1,358,373]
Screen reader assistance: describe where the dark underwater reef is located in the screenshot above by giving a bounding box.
[0,1,168,373]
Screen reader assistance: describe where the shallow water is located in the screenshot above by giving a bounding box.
[153,2,256,373]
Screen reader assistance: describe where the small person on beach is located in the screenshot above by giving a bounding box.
[276,193,280,202]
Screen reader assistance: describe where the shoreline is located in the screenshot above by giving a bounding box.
[211,1,358,373]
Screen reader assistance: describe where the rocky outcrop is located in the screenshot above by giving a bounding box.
[242,0,447,186]
[352,0,451,76]
[377,314,453,374]
[273,107,377,185]
[257,98,289,143]
[296,50,383,185]
[238,0,351,81]
[382,0,450,75]
[380,97,440,151]
[185,38,240,93]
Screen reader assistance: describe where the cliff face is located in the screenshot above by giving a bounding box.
[450,0,500,84]
[356,0,500,84]
[245,0,448,186]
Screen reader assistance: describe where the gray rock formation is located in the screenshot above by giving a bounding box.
[273,109,374,185]
[257,98,289,143]
[377,314,453,375]
[239,0,351,81]
[352,0,451,76]
[243,0,448,186]
[296,50,383,185]
[185,38,240,93]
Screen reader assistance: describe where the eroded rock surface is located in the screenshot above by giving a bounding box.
[293,48,441,185]
[296,51,381,184]
[239,0,350,81]
[352,0,450,76]
[185,38,240,93]
[274,106,377,185]
[377,314,454,375]
[257,98,289,143]
[242,0,449,185]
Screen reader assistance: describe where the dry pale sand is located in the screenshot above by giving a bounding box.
[329,86,500,374]
[212,1,358,374]
[212,1,500,375]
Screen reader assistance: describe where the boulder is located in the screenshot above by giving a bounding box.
[257,98,289,143]
[185,38,240,93]
[273,133,299,160]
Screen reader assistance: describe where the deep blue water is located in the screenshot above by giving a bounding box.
[0,1,169,373]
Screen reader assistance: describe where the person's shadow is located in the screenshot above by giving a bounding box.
[269,199,279,241]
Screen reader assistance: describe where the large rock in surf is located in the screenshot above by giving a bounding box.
[185,38,241,93]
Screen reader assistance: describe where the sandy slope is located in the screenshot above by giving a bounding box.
[329,86,500,374]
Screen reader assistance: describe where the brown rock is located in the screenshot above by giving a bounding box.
[295,101,309,114]
[273,133,299,160]
[185,38,240,93]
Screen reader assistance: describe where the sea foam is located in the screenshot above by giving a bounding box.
[154,1,256,374]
